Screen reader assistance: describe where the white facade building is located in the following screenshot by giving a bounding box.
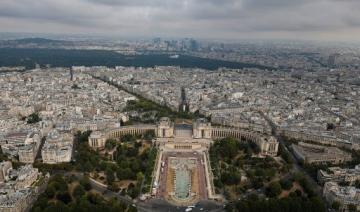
[41,130,73,164]
[323,182,360,211]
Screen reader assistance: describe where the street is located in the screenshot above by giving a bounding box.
[259,111,323,197]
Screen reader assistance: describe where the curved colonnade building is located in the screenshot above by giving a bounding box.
[88,117,278,157]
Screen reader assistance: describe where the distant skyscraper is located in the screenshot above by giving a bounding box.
[328,54,339,68]
[190,39,198,51]
[153,37,161,45]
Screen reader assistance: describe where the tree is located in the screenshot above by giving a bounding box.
[250,141,261,154]
[294,172,315,197]
[251,178,264,189]
[128,205,138,212]
[105,139,117,150]
[125,147,139,157]
[106,168,115,184]
[0,148,8,162]
[136,172,144,183]
[27,112,41,124]
[56,191,72,204]
[326,123,335,130]
[73,185,85,200]
[71,84,80,89]
[231,195,326,212]
[221,171,240,185]
[280,178,293,190]
[32,207,43,212]
[45,184,56,198]
[31,196,48,210]
[117,168,133,180]
[266,181,282,198]
[355,179,360,189]
[310,197,326,212]
[215,137,239,159]
[87,192,104,205]
[43,202,70,212]
[279,145,293,165]
[143,130,155,141]
[83,161,93,172]
[121,134,136,143]
[127,183,140,199]
[75,130,92,143]
[80,177,92,191]
[348,204,357,211]
[331,201,341,210]
[131,159,141,173]
[50,174,68,192]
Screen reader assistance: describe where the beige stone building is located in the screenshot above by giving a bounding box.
[0,188,34,212]
[41,130,73,164]
[318,165,360,185]
[157,117,174,138]
[88,131,107,149]
[18,144,37,164]
[291,142,352,165]
[0,161,12,183]
[323,182,360,211]
[0,163,43,212]
[41,144,72,164]
[192,118,212,139]
[14,165,39,189]
[89,117,279,157]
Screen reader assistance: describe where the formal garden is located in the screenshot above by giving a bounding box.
[31,174,137,212]
[209,137,326,212]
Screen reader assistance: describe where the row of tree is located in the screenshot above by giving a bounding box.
[32,174,136,212]
[227,194,325,212]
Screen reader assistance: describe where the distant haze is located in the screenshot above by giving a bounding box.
[0,0,360,42]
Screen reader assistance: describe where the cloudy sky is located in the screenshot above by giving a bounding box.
[0,0,360,41]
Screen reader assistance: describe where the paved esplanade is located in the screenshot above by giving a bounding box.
[152,121,220,206]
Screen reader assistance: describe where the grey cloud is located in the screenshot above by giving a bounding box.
[83,0,237,7]
[242,0,311,8]
[0,0,359,41]
[0,0,107,26]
